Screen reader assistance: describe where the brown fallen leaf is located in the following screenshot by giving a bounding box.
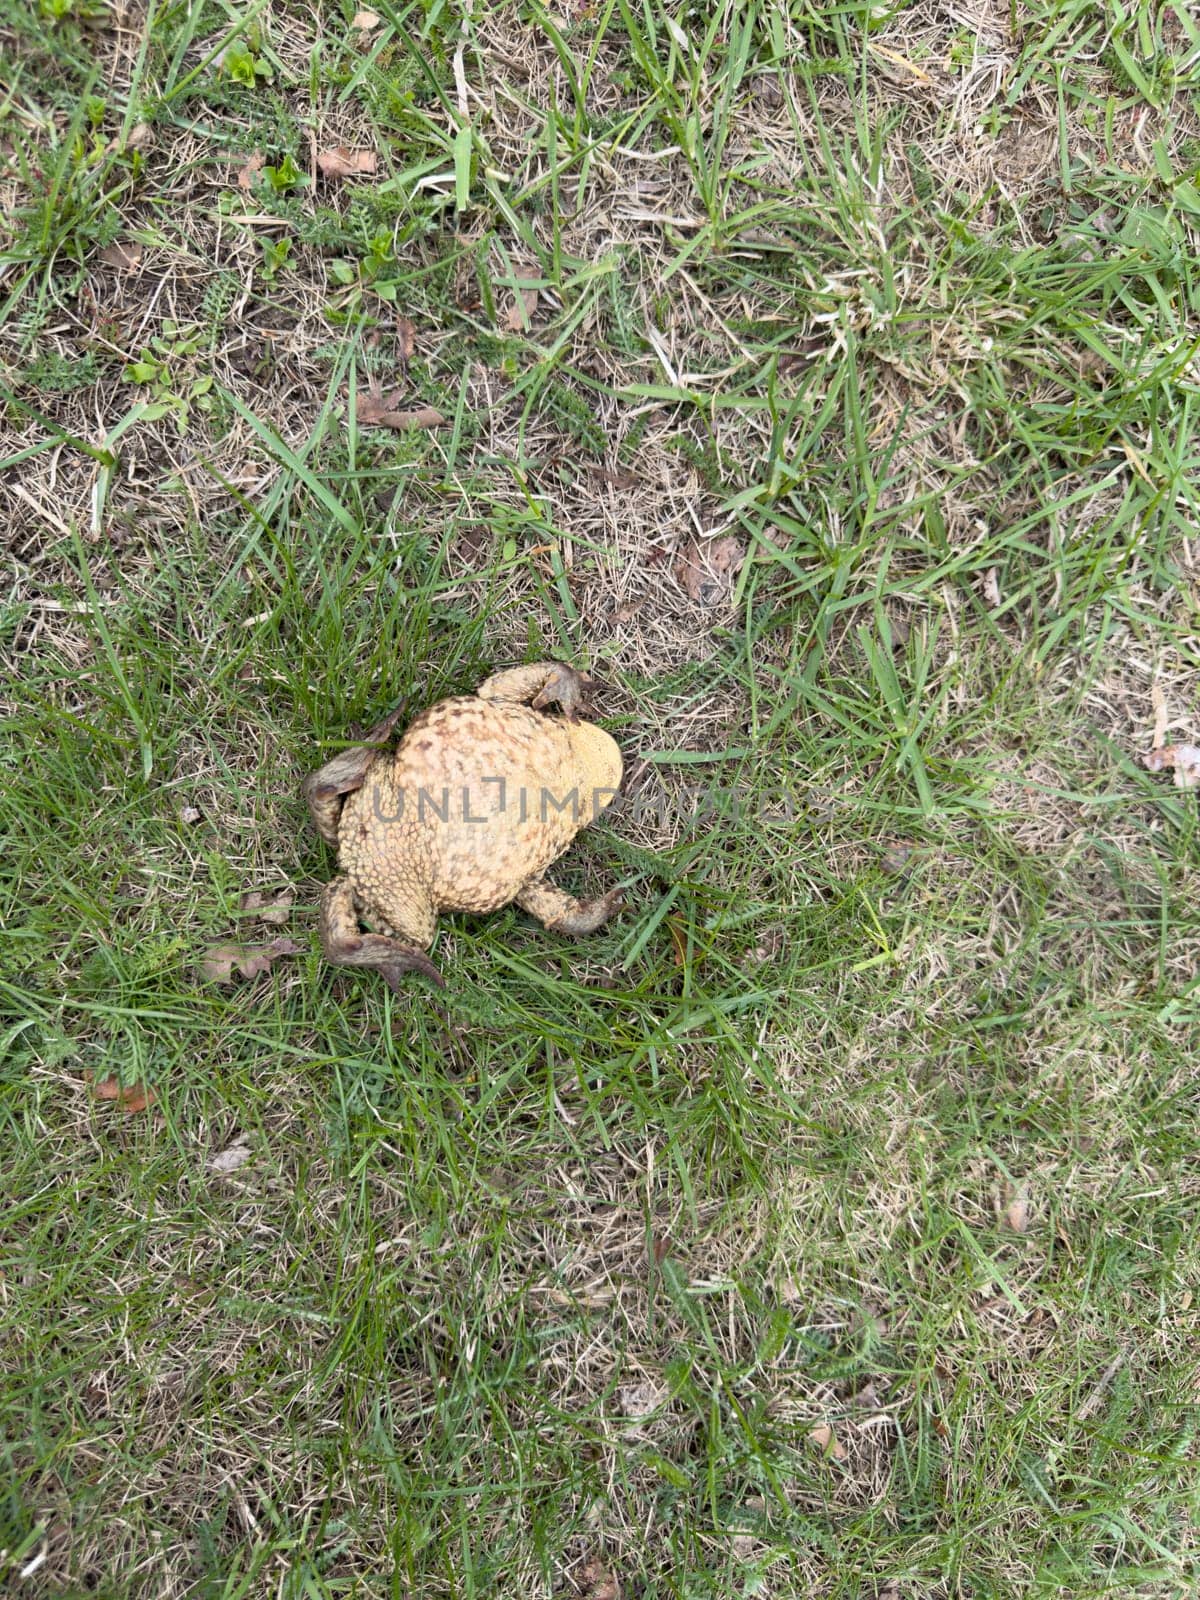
[356,382,444,432]
[1144,743,1200,789]
[99,241,142,272]
[748,927,784,965]
[1005,1193,1030,1233]
[674,534,745,605]
[667,916,688,967]
[84,1069,157,1114]
[317,146,378,180]
[501,285,539,332]
[236,152,264,192]
[201,937,302,984]
[579,1558,620,1600]
[777,335,825,375]
[238,888,294,926]
[880,840,915,876]
[396,316,416,368]
[808,1423,847,1460]
[456,523,490,563]
[617,1380,665,1419]
[106,122,153,156]
[209,1139,253,1175]
[591,463,640,490]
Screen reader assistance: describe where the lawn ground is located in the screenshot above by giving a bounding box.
[2,1,1200,1596]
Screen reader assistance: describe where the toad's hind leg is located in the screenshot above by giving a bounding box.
[476,662,596,721]
[303,707,406,846]
[515,878,625,935]
[319,876,444,990]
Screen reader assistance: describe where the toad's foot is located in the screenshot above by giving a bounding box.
[303,705,407,846]
[476,661,598,723]
[319,876,444,990]
[515,879,626,935]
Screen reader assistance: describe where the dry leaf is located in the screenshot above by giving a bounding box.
[356,383,444,431]
[982,567,1002,608]
[351,8,380,27]
[179,804,202,825]
[85,1069,157,1114]
[210,1139,253,1175]
[455,523,489,563]
[777,336,825,376]
[1145,743,1200,789]
[501,285,539,332]
[317,146,378,180]
[201,937,301,984]
[1005,1193,1029,1233]
[236,152,264,192]
[674,535,745,605]
[396,316,416,367]
[808,1423,847,1460]
[238,888,294,926]
[617,1381,664,1419]
[667,917,688,967]
[579,1559,620,1600]
[106,122,153,155]
[880,840,914,875]
[99,241,142,272]
[591,463,640,490]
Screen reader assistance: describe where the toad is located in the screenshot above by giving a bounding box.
[303,662,625,989]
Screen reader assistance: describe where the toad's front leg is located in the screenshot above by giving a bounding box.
[475,661,598,722]
[515,877,626,935]
[303,707,407,845]
[319,876,444,990]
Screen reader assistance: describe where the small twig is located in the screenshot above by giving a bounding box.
[1077,1353,1124,1420]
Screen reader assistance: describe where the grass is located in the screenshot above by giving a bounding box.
[2,0,1199,1595]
